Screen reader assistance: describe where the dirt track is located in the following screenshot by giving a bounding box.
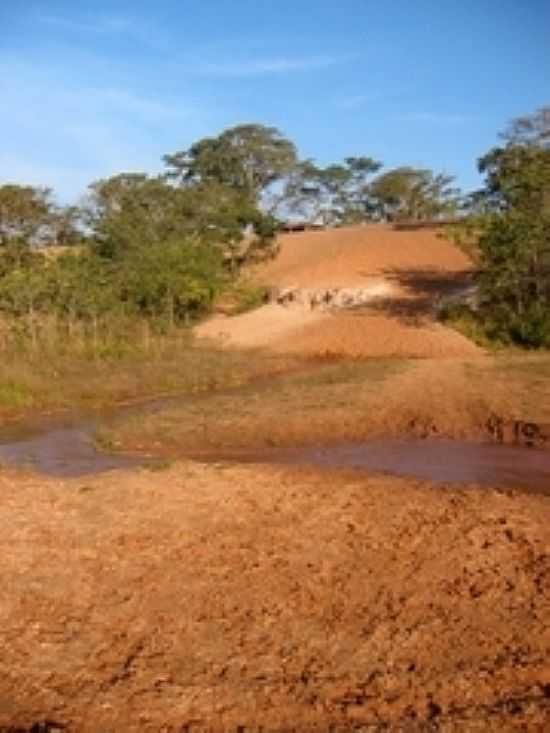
[1,461,550,732]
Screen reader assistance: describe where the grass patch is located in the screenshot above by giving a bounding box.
[0,381,34,409]
[439,304,501,350]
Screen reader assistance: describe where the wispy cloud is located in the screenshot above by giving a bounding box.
[194,55,352,77]
[36,12,164,50]
[0,57,206,202]
[401,112,473,125]
[35,13,352,78]
[335,94,372,111]
[333,86,414,111]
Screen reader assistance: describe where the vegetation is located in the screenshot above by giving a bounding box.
[277,156,383,225]
[0,106,548,405]
[0,121,464,358]
[0,323,299,416]
[447,106,550,347]
[369,167,459,222]
[163,123,298,203]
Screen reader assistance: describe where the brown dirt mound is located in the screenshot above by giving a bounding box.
[271,312,480,358]
[196,304,325,349]
[256,223,472,289]
[197,225,481,358]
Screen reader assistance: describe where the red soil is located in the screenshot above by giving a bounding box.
[198,225,481,358]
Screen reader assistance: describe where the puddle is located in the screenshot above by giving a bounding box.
[0,417,143,477]
[262,439,550,495]
[1,401,550,493]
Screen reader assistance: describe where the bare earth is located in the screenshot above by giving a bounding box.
[2,227,550,732]
[1,462,549,732]
[196,225,481,358]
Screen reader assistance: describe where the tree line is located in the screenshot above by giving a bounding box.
[0,107,548,347]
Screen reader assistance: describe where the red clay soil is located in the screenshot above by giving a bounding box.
[1,461,549,732]
[198,225,482,358]
[256,224,472,289]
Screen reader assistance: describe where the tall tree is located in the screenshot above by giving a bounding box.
[500,105,550,149]
[163,124,298,203]
[0,184,55,249]
[369,167,459,222]
[280,156,381,225]
[0,184,59,273]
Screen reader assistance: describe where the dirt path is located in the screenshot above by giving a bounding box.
[1,461,549,732]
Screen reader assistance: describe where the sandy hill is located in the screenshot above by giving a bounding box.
[196,224,482,358]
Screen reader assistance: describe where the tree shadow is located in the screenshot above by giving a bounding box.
[356,267,475,325]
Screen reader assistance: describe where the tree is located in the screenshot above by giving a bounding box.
[462,107,550,346]
[369,167,459,222]
[120,238,224,325]
[279,156,381,225]
[86,173,277,267]
[0,184,57,252]
[500,105,550,149]
[163,124,298,203]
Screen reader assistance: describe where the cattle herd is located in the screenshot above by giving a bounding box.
[269,283,392,311]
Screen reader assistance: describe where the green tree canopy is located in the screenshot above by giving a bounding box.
[369,167,459,222]
[463,107,550,346]
[280,156,382,225]
[163,124,298,203]
[86,173,277,266]
[0,184,55,248]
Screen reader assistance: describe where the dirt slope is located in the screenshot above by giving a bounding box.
[256,224,471,288]
[196,225,481,358]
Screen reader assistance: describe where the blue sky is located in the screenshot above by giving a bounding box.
[2,1,549,202]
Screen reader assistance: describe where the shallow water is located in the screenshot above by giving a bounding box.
[268,439,550,495]
[0,417,143,477]
[1,407,550,493]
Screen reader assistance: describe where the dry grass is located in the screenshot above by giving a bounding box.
[99,358,410,455]
[0,323,302,420]
[103,353,550,458]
